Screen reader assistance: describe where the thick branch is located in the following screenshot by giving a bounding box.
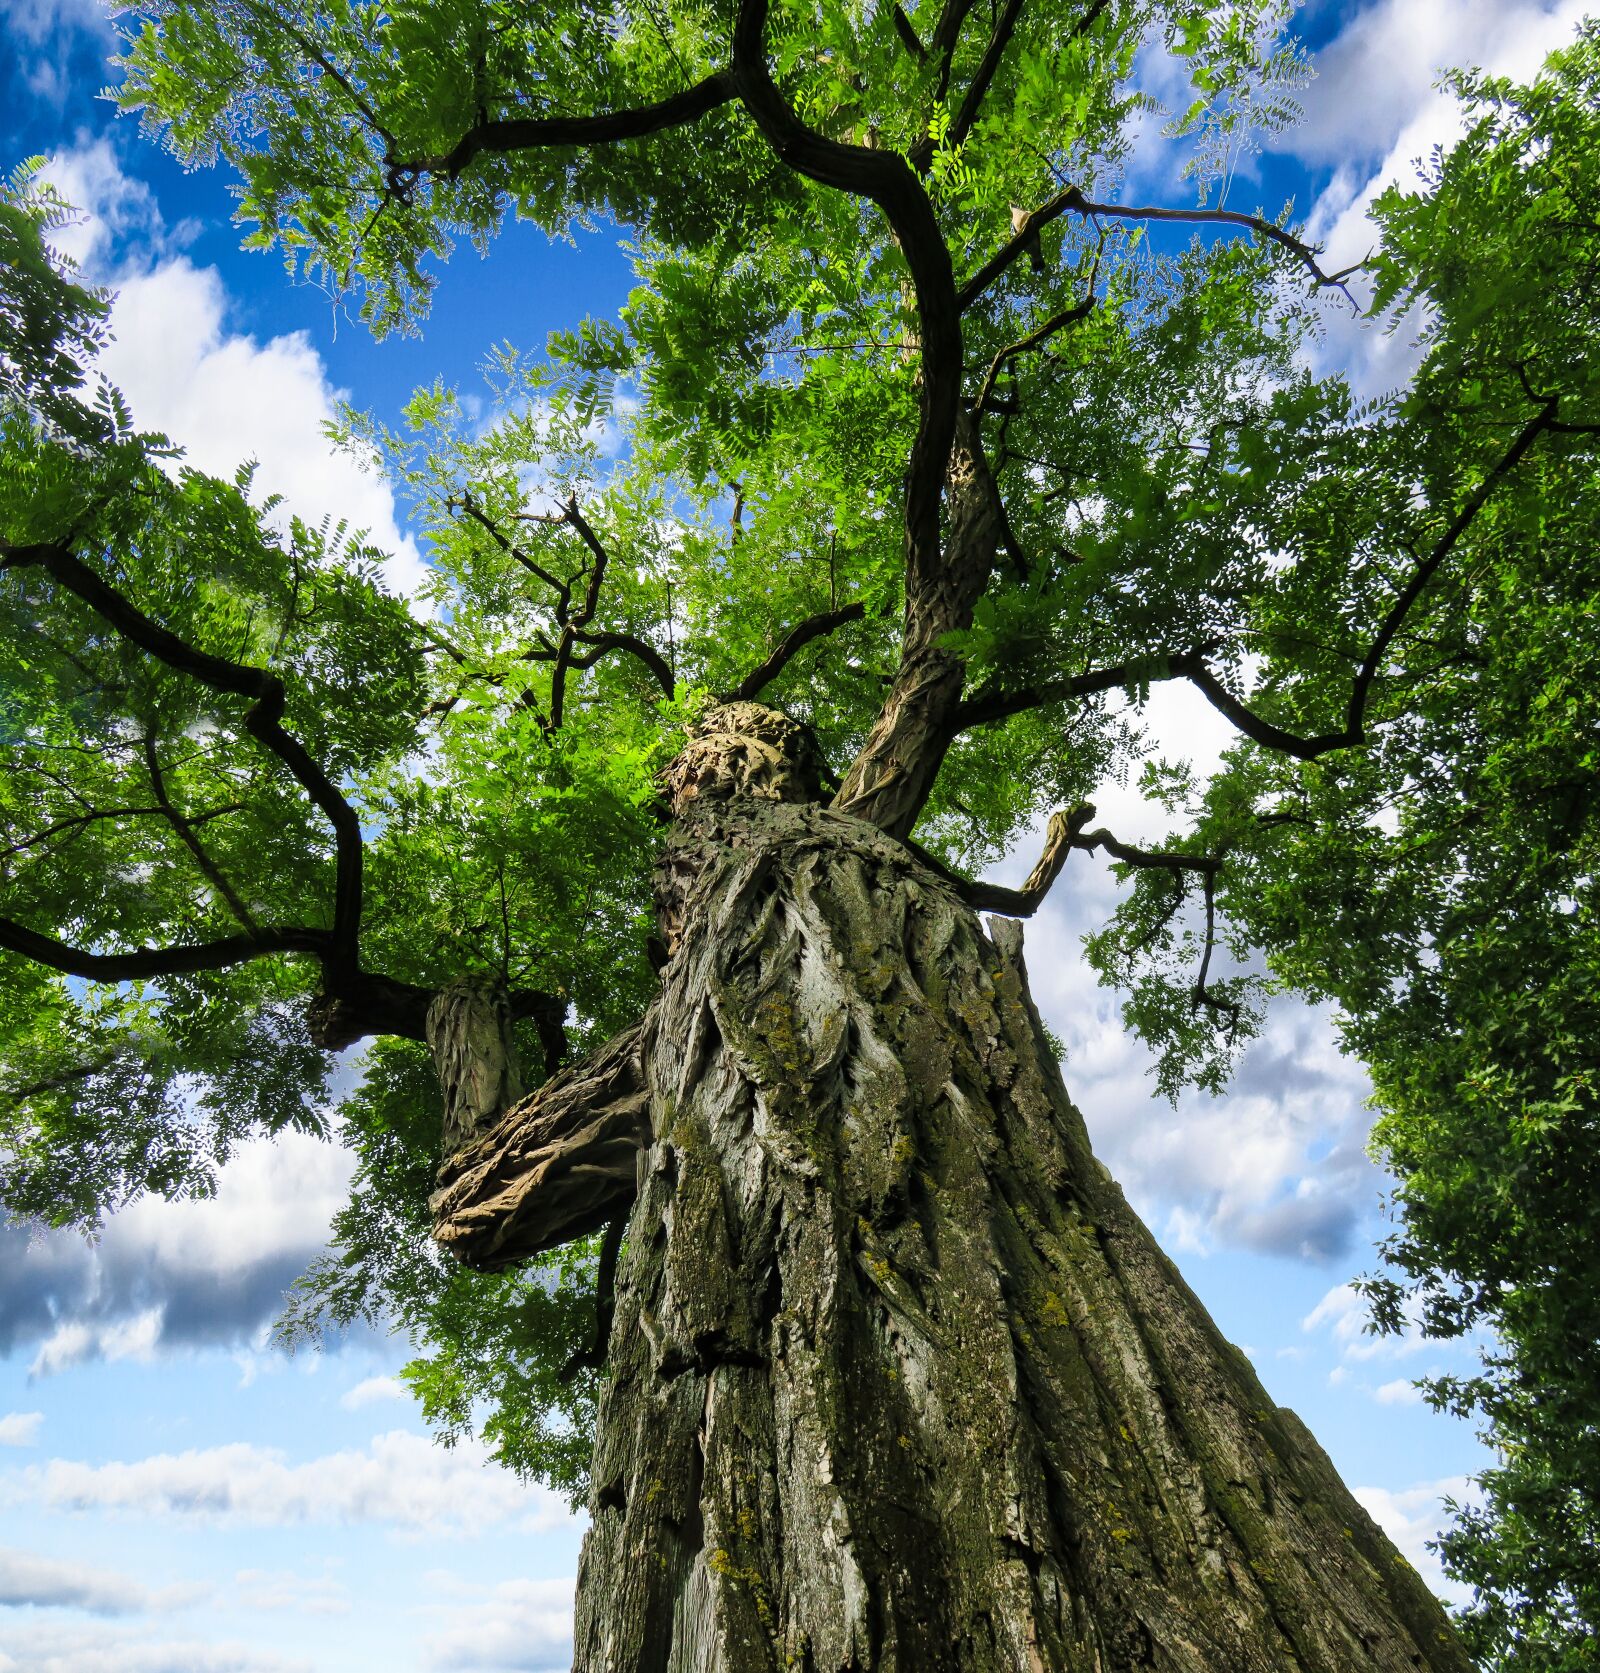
[731,0,961,594]
[2,539,365,978]
[723,602,866,701]
[0,916,330,981]
[396,70,740,181]
[949,658,1175,734]
[430,1021,650,1271]
[567,630,677,699]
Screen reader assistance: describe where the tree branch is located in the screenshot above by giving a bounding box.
[723,602,866,701]
[731,0,961,596]
[430,1020,650,1271]
[0,916,330,981]
[142,730,259,934]
[2,539,366,979]
[959,185,1354,312]
[912,802,1217,917]
[948,658,1172,734]
[1176,403,1558,760]
[567,630,677,698]
[559,1212,627,1382]
[970,249,1100,416]
[393,70,740,183]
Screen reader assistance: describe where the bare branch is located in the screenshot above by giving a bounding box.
[914,802,1217,917]
[959,185,1353,312]
[724,602,866,701]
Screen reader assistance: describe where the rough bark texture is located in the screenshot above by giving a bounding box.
[571,798,1472,1673]
[830,413,1003,839]
[430,1020,649,1271]
[426,977,525,1159]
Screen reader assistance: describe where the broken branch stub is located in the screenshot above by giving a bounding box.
[429,1020,650,1271]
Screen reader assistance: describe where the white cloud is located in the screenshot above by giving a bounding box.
[1353,1475,1478,1604]
[39,138,176,273]
[9,1430,577,1537]
[340,1376,408,1411]
[0,1413,44,1447]
[3,0,110,47]
[421,1576,575,1673]
[37,138,428,602]
[1290,0,1592,395]
[29,1310,162,1379]
[0,1617,307,1673]
[1374,1377,1425,1406]
[232,1568,349,1617]
[0,1546,147,1615]
[1303,1282,1430,1361]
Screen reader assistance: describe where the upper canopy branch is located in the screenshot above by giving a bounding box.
[388,69,740,185]
[1,537,366,980]
[450,495,676,718]
[731,0,961,592]
[723,602,866,702]
[959,186,1358,312]
[1176,401,1559,761]
[918,801,1218,918]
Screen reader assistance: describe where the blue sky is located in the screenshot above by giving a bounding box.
[1,2,1593,1669]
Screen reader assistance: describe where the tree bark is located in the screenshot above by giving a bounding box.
[569,798,1472,1673]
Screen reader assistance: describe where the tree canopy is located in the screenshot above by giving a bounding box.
[2,4,1598,1665]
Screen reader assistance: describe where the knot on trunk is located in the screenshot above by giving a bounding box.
[426,977,524,1161]
[659,701,823,819]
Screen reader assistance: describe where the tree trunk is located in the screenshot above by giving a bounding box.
[571,797,1472,1673]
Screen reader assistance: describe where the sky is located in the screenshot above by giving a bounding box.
[0,2,1592,1669]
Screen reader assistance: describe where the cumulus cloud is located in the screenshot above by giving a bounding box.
[37,138,428,601]
[0,1413,43,1447]
[1353,1475,1478,1604]
[340,1376,408,1411]
[0,1617,308,1673]
[1289,0,1592,395]
[0,1131,353,1370]
[421,1576,575,1673]
[1374,1377,1425,1406]
[0,1546,149,1615]
[6,1430,576,1537]
[1302,1282,1431,1362]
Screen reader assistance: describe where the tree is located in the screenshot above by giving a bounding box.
[2,1,1595,1666]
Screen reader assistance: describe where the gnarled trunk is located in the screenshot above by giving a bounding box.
[571,798,1470,1673]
